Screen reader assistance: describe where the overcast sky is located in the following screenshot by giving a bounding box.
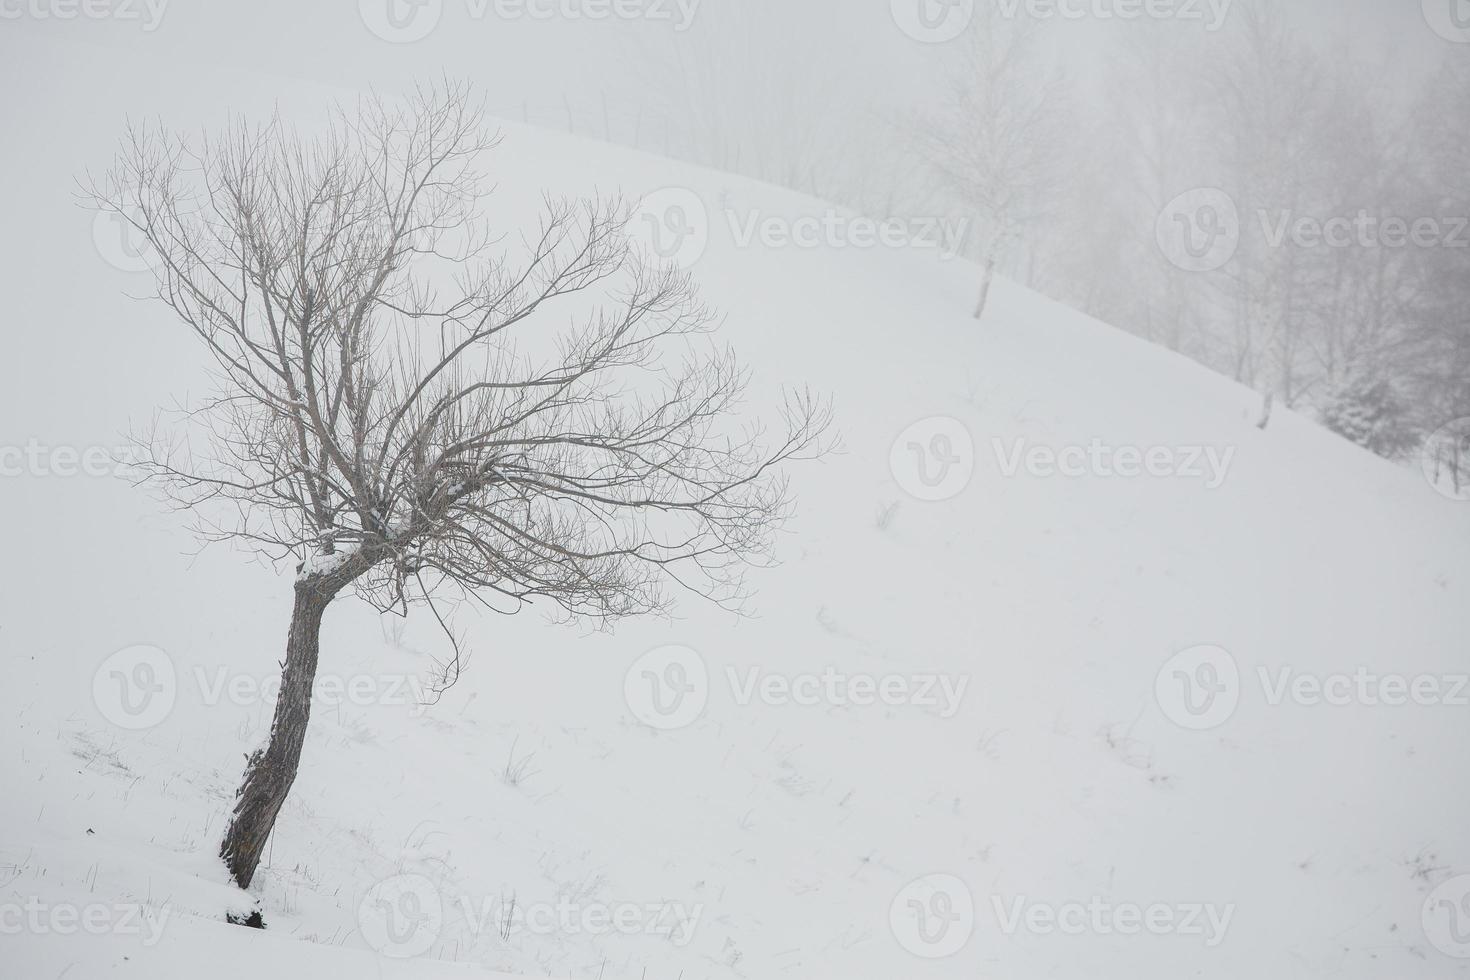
[3,0,1455,126]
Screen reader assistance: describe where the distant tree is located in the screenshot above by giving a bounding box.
[1203,2,1328,428]
[914,8,1073,320]
[1053,23,1216,356]
[628,0,849,195]
[1292,48,1414,408]
[83,82,831,895]
[1318,374,1419,459]
[1404,55,1470,467]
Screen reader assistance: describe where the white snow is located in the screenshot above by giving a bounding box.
[3,39,1470,980]
[298,543,362,579]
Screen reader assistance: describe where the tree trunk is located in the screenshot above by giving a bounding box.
[219,580,338,889]
[1256,389,1274,430]
[973,257,996,320]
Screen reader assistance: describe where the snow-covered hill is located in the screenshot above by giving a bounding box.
[4,42,1470,980]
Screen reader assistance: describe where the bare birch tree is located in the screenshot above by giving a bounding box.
[82,81,831,894]
[1202,2,1328,428]
[914,9,1073,320]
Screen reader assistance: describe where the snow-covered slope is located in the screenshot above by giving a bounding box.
[4,49,1470,980]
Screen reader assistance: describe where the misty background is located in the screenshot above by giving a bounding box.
[6,4,1470,977]
[6,0,1469,466]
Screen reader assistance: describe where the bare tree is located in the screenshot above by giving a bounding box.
[1201,2,1330,428]
[626,0,851,196]
[82,81,831,894]
[1406,56,1470,453]
[1099,26,1216,355]
[913,9,1073,320]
